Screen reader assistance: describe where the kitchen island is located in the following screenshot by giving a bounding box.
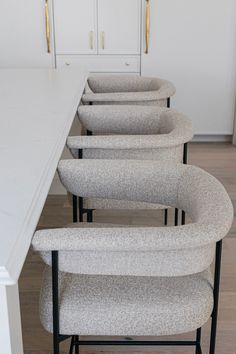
[0,68,87,353]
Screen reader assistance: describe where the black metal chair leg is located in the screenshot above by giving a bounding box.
[175,208,179,226]
[78,197,83,223]
[69,336,74,354]
[164,209,168,225]
[75,335,79,354]
[183,142,188,165]
[87,209,93,223]
[167,97,171,108]
[181,210,186,225]
[195,328,202,354]
[181,143,188,226]
[209,241,223,354]
[197,345,203,354]
[52,251,60,354]
[53,340,60,354]
[72,195,78,223]
[75,149,83,223]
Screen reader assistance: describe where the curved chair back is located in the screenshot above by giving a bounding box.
[33,160,233,277]
[67,106,193,212]
[69,106,193,163]
[83,75,176,106]
[87,76,169,93]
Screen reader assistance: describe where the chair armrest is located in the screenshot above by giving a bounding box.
[32,223,221,253]
[67,132,191,151]
[158,110,194,143]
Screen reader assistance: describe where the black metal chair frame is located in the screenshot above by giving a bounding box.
[51,239,222,354]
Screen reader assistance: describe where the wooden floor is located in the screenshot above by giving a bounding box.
[19,143,236,354]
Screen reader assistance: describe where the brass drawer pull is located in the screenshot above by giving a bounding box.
[145,0,150,54]
[45,0,51,53]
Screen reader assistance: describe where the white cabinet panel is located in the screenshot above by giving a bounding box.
[56,55,140,73]
[0,0,54,67]
[141,0,236,135]
[98,0,141,55]
[54,0,97,54]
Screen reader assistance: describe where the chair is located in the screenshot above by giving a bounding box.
[82,75,176,107]
[67,105,193,224]
[32,159,233,354]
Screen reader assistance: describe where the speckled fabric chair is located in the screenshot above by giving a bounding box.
[32,160,233,354]
[67,105,193,224]
[82,75,176,107]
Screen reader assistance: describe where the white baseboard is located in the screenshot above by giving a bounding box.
[192,134,232,142]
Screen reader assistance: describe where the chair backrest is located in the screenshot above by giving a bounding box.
[59,160,183,208]
[78,105,165,135]
[71,106,193,162]
[87,75,163,93]
[32,160,233,277]
[78,105,193,140]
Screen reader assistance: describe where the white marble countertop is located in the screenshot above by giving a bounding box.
[0,68,87,284]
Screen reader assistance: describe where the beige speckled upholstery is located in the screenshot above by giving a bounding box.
[39,266,213,336]
[70,106,193,151]
[67,106,193,210]
[82,75,176,106]
[32,160,233,336]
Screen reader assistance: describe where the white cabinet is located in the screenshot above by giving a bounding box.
[54,0,141,73]
[98,0,141,54]
[54,0,97,54]
[0,0,54,68]
[54,0,141,56]
[141,0,236,135]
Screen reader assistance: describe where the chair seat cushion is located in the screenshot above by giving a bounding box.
[40,267,213,336]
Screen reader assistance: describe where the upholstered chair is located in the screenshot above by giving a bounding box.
[82,75,176,107]
[67,105,193,224]
[32,159,233,354]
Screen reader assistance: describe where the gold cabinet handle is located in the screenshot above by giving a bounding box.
[89,31,94,50]
[145,0,150,54]
[101,31,105,50]
[45,0,51,53]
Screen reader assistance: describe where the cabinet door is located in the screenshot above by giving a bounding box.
[141,0,236,135]
[0,0,54,67]
[98,0,141,55]
[54,0,97,54]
